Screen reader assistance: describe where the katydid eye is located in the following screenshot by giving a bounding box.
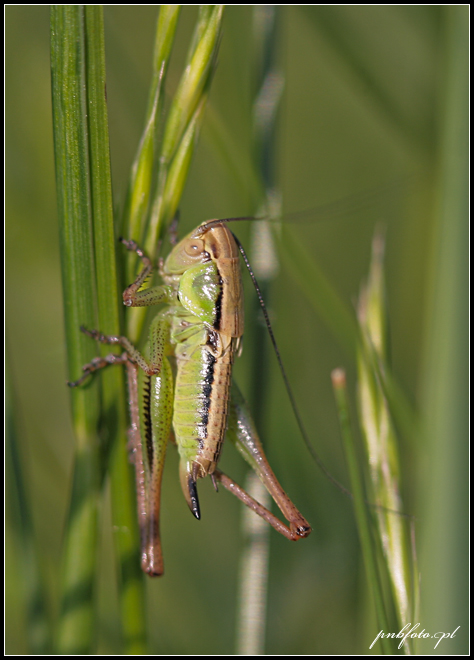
[185,240,204,257]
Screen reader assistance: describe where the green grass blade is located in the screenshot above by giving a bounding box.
[50,6,101,652]
[83,7,147,653]
[418,6,468,654]
[84,6,122,330]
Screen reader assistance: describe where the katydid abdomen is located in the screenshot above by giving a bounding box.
[173,342,235,517]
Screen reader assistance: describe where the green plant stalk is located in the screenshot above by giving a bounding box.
[51,6,101,652]
[331,369,394,654]
[235,471,270,656]
[235,6,281,655]
[83,7,147,654]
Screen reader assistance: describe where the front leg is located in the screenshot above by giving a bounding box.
[223,382,311,541]
[120,238,175,308]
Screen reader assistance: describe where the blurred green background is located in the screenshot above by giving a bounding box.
[6,6,468,654]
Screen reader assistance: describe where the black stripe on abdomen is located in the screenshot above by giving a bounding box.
[199,350,216,437]
[213,265,223,331]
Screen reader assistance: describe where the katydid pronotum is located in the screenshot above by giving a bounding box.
[69,219,311,576]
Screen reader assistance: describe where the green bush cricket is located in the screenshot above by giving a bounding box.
[69,217,311,576]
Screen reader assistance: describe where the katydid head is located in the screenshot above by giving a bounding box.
[163,234,209,275]
[164,218,249,277]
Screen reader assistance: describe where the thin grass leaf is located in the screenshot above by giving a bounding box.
[357,230,413,651]
[331,369,394,654]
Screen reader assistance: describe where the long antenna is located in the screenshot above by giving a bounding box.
[192,175,413,236]
[232,229,414,520]
[192,216,264,237]
[231,232,354,499]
